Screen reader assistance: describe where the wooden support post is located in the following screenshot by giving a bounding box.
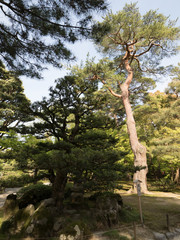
[138,195,144,227]
[166,214,170,231]
[133,222,137,240]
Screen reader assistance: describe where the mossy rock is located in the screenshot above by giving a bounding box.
[59,218,92,237]
[2,204,35,235]
[30,205,55,237]
[3,195,19,220]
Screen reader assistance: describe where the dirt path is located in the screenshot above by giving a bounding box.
[0,188,21,208]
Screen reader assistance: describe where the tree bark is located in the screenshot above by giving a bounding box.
[174,168,179,184]
[120,59,148,193]
[52,169,67,210]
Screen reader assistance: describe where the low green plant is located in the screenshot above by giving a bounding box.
[119,207,139,223]
[102,230,128,240]
[0,219,13,234]
[151,177,176,192]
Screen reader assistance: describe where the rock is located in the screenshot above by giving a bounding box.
[7,193,17,200]
[15,205,35,233]
[153,231,167,240]
[24,204,35,216]
[53,218,64,232]
[71,184,84,203]
[173,234,180,240]
[36,218,48,225]
[3,195,19,220]
[74,225,81,238]
[47,206,59,217]
[108,209,118,226]
[165,232,176,239]
[26,224,34,234]
[93,193,123,228]
[59,234,67,240]
[63,209,77,215]
[40,198,55,208]
[59,234,75,240]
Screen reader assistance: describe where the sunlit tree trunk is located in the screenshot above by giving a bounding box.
[174,168,179,184]
[120,60,148,193]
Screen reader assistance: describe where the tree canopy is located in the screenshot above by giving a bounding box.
[0,0,107,78]
[0,61,32,138]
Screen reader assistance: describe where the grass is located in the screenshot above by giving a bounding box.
[102,230,129,240]
[121,193,180,231]
[0,208,3,227]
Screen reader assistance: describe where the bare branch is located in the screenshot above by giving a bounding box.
[135,41,157,58]
[101,79,122,98]
[134,57,143,71]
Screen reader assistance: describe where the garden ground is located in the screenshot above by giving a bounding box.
[0,188,180,239]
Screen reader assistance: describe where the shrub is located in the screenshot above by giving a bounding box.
[0,219,13,234]
[0,172,33,188]
[18,183,52,208]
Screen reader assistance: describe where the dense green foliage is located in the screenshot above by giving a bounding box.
[0,2,179,210]
[18,184,52,208]
[135,66,180,184]
[0,62,32,137]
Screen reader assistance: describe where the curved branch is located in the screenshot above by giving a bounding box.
[0,1,91,31]
[101,79,122,98]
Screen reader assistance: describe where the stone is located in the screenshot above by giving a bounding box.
[71,184,84,203]
[3,196,19,220]
[24,204,35,216]
[63,209,77,215]
[47,206,59,217]
[166,231,180,239]
[26,224,34,234]
[40,198,55,208]
[172,234,180,240]
[53,218,64,232]
[36,217,48,225]
[153,231,167,240]
[59,234,75,240]
[74,225,81,237]
[67,235,75,240]
[7,193,17,200]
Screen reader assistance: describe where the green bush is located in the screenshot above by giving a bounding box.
[0,219,13,234]
[18,183,52,208]
[0,172,33,188]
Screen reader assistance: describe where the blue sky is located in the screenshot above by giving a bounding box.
[22,0,180,102]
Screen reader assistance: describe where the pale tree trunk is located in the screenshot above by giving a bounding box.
[120,60,148,193]
[98,55,148,193]
[174,168,179,184]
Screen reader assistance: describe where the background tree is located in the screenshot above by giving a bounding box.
[134,65,180,185]
[0,61,32,138]
[22,74,124,208]
[0,0,107,78]
[90,3,180,193]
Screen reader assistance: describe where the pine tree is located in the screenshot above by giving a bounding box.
[0,0,107,78]
[91,3,180,193]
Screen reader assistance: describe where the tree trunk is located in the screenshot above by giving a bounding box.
[52,169,67,210]
[120,60,148,193]
[174,168,179,184]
